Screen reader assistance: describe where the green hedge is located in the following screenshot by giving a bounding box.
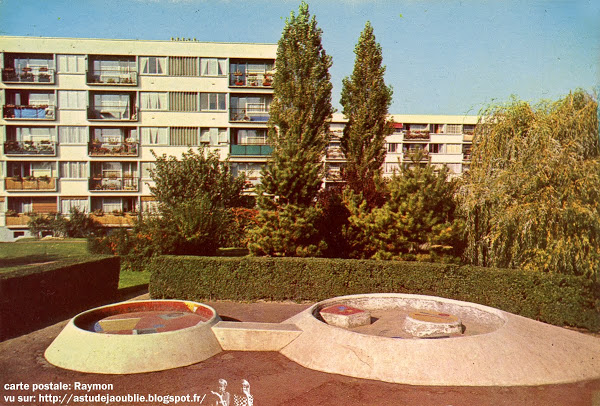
[149,256,600,331]
[0,256,120,340]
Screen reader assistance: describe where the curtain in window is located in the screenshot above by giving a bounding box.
[59,127,87,144]
[141,92,166,110]
[141,57,164,74]
[60,162,87,179]
[57,55,85,73]
[61,198,89,214]
[58,90,86,109]
[16,127,54,142]
[141,127,168,145]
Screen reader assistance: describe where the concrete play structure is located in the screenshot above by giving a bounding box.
[45,293,600,386]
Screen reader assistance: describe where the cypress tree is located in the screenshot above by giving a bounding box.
[258,1,334,207]
[340,21,393,208]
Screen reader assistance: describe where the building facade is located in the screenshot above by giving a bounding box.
[0,36,477,241]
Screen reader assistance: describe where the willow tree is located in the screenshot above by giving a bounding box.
[249,2,333,256]
[340,21,393,208]
[459,90,600,281]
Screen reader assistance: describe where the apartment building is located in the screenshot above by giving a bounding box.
[0,36,477,241]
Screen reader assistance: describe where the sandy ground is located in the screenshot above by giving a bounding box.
[1,295,599,406]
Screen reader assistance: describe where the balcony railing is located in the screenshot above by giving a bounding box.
[404,130,431,140]
[88,142,139,157]
[2,68,56,84]
[89,177,139,192]
[4,177,57,191]
[230,72,273,88]
[3,105,56,120]
[230,144,272,156]
[403,150,430,161]
[86,70,138,86]
[5,213,32,227]
[87,106,139,121]
[89,212,136,226]
[326,147,345,160]
[229,107,270,123]
[4,141,57,156]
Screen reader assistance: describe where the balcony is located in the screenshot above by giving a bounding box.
[89,212,136,226]
[3,105,55,120]
[230,72,273,88]
[230,144,272,156]
[5,213,32,227]
[403,150,430,161]
[326,147,344,160]
[87,106,138,122]
[89,177,139,192]
[229,107,270,123]
[404,130,431,141]
[4,176,57,191]
[88,141,139,157]
[2,68,56,84]
[86,70,138,86]
[4,141,56,156]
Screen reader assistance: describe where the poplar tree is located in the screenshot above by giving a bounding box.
[258,1,333,207]
[340,21,393,208]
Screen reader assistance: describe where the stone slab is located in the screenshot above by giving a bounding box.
[212,321,302,351]
[320,304,371,328]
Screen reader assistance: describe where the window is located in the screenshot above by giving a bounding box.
[446,163,462,174]
[60,162,88,179]
[200,58,227,76]
[140,56,166,75]
[56,55,86,73]
[141,162,156,179]
[31,162,54,177]
[58,90,86,109]
[446,124,462,134]
[169,56,198,76]
[59,126,87,144]
[141,127,168,145]
[236,129,266,145]
[385,162,400,174]
[387,143,400,153]
[446,144,462,154]
[200,128,228,145]
[200,93,226,111]
[141,197,159,213]
[61,198,89,213]
[170,127,198,146]
[140,92,167,110]
[14,127,55,142]
[169,92,198,112]
[429,144,443,154]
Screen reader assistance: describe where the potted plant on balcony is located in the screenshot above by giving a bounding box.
[5,209,18,217]
[38,175,51,183]
[38,67,51,83]
[93,209,104,217]
[263,74,272,86]
[112,209,124,216]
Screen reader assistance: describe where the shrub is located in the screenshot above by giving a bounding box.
[149,256,600,331]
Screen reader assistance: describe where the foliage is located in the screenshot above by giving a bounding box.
[344,159,464,262]
[225,207,260,248]
[149,255,600,332]
[258,1,334,207]
[64,208,100,237]
[315,186,352,258]
[340,21,393,208]
[248,203,327,257]
[27,212,68,238]
[150,147,250,210]
[459,90,600,281]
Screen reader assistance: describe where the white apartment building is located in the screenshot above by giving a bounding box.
[0,36,477,241]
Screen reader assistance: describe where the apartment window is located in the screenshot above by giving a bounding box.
[141,162,156,179]
[200,93,226,111]
[200,58,227,76]
[170,127,198,146]
[58,90,86,110]
[56,55,86,73]
[200,128,228,145]
[59,126,87,144]
[387,143,400,153]
[61,198,89,214]
[429,144,443,154]
[169,56,198,76]
[13,126,56,142]
[140,56,166,75]
[446,144,462,154]
[446,124,462,134]
[141,127,168,145]
[140,92,167,110]
[385,162,401,173]
[235,129,267,145]
[141,197,159,213]
[60,162,88,179]
[446,163,462,174]
[169,92,198,112]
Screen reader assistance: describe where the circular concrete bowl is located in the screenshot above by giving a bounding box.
[280,293,600,386]
[45,300,222,374]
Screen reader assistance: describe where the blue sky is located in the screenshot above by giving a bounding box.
[0,0,598,115]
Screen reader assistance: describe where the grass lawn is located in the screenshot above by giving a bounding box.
[0,238,150,289]
[0,238,90,273]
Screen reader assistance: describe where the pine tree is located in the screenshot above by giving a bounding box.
[340,21,393,208]
[258,1,334,208]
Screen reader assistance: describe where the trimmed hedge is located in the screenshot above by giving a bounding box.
[149,256,600,331]
[0,256,120,340]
